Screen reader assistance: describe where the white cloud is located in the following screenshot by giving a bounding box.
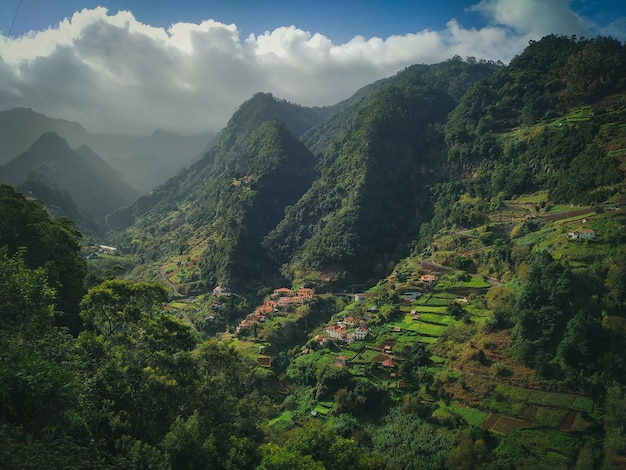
[469,0,589,37]
[0,2,601,135]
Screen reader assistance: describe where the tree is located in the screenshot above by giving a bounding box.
[371,407,454,470]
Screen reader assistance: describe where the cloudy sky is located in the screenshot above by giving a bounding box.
[1,0,625,135]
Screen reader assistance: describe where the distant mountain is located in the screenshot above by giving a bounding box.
[0,108,89,164]
[0,132,140,230]
[87,129,215,192]
[0,108,215,192]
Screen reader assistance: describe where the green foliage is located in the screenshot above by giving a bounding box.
[370,407,454,470]
[0,185,86,331]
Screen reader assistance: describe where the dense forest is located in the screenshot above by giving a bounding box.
[3,35,626,468]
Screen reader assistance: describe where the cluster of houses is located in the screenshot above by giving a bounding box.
[314,314,372,346]
[236,287,315,334]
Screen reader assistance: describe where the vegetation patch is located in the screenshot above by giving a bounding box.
[268,411,294,431]
[448,402,488,426]
[571,397,594,412]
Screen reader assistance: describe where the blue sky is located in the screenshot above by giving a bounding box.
[1,0,625,134]
[3,1,488,43]
[3,0,625,42]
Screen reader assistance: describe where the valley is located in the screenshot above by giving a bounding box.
[2,34,626,468]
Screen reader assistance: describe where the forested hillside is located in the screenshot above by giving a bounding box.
[109,93,324,292]
[3,35,626,469]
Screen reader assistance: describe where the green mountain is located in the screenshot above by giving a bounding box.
[111,93,323,291]
[264,60,500,284]
[115,62,500,293]
[0,132,140,229]
[444,35,626,203]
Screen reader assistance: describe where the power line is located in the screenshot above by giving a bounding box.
[7,0,22,39]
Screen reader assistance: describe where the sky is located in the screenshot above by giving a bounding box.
[1,0,625,135]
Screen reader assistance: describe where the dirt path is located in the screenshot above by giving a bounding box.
[159,265,182,297]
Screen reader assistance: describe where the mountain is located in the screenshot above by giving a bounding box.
[264,60,500,284]
[110,93,324,291]
[111,62,499,294]
[4,35,626,469]
[443,35,626,203]
[0,108,89,164]
[0,108,214,192]
[16,172,100,234]
[0,132,140,229]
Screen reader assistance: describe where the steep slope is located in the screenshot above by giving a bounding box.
[264,61,500,285]
[444,35,626,202]
[113,93,322,291]
[0,132,140,229]
[16,172,99,234]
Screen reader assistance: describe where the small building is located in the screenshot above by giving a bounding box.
[335,356,350,368]
[298,287,314,299]
[326,325,347,340]
[569,229,597,240]
[99,244,117,255]
[381,358,396,368]
[403,292,422,301]
[278,296,293,307]
[272,287,293,298]
[421,274,438,283]
[213,285,231,297]
[354,326,369,340]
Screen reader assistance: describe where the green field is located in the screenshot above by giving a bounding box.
[410,322,448,337]
[417,313,455,325]
[414,306,448,313]
[448,402,488,426]
[268,411,293,431]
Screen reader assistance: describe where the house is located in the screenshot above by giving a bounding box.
[343,316,356,327]
[298,287,314,300]
[353,293,365,302]
[381,358,396,368]
[421,274,438,283]
[256,299,277,315]
[326,325,347,340]
[335,356,349,368]
[569,229,597,240]
[213,285,231,297]
[272,287,293,297]
[403,292,422,302]
[393,326,402,333]
[354,326,369,340]
[99,244,117,255]
[278,296,293,307]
